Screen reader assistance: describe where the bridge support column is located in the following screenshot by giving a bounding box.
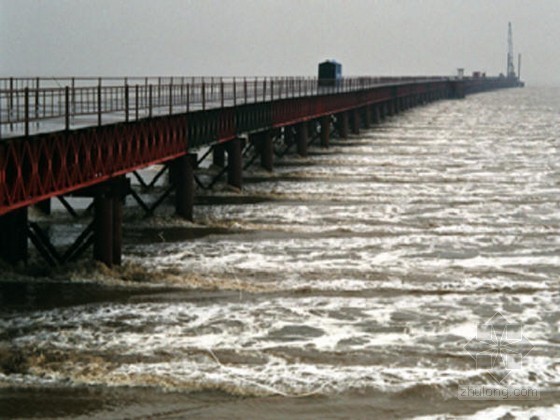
[93,177,128,267]
[363,106,371,129]
[0,207,28,265]
[170,154,197,221]
[296,123,308,157]
[320,116,330,148]
[259,131,274,172]
[384,102,390,116]
[372,105,381,124]
[213,144,226,168]
[337,113,349,139]
[227,138,244,189]
[284,126,294,149]
[351,109,360,135]
[249,130,274,172]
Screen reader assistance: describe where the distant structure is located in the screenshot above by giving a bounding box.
[318,60,342,87]
[507,22,517,79]
[505,22,524,87]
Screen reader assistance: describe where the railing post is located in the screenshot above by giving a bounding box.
[202,82,206,110]
[233,77,237,107]
[35,78,40,124]
[158,77,162,106]
[24,87,29,136]
[186,83,190,112]
[8,77,13,131]
[263,78,267,101]
[220,81,224,108]
[125,83,129,122]
[135,84,139,120]
[254,78,257,103]
[169,80,173,114]
[71,77,76,114]
[244,77,248,104]
[149,84,153,117]
[271,80,274,101]
[97,78,102,126]
[65,86,70,131]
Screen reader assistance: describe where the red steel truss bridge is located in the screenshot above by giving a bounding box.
[0,75,522,266]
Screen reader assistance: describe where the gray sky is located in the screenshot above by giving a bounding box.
[2,0,559,85]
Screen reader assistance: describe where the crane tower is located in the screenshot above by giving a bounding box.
[507,22,516,79]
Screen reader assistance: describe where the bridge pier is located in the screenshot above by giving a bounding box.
[213,144,226,168]
[0,207,28,265]
[170,154,197,221]
[253,131,274,171]
[351,109,360,135]
[284,126,295,149]
[372,105,381,124]
[227,138,244,189]
[384,101,392,117]
[363,106,371,129]
[402,97,409,111]
[337,112,349,138]
[320,116,330,148]
[93,177,128,267]
[296,122,308,157]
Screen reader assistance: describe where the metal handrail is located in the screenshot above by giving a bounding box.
[0,76,450,139]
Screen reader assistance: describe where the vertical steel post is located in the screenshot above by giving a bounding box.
[296,122,308,157]
[9,77,13,131]
[34,78,40,124]
[112,186,123,266]
[259,131,273,171]
[337,112,349,139]
[24,88,29,136]
[202,82,206,110]
[227,138,243,189]
[0,207,28,265]
[94,193,113,267]
[170,154,196,221]
[71,77,75,115]
[125,84,129,122]
[135,84,139,120]
[351,109,360,134]
[169,80,173,114]
[64,86,70,131]
[363,106,371,129]
[213,143,225,168]
[320,116,330,148]
[149,84,153,118]
[233,77,237,107]
[97,79,102,126]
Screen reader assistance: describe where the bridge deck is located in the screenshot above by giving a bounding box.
[0,75,519,217]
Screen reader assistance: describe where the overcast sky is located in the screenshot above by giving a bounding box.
[2,0,559,85]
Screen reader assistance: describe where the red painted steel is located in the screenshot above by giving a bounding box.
[0,115,187,215]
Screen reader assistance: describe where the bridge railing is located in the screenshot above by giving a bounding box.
[0,76,448,139]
